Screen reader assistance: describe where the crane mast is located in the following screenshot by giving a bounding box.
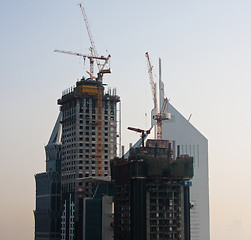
[145,52,158,115]
[55,3,113,176]
[145,52,171,140]
[79,3,101,71]
[55,4,112,177]
[78,3,111,176]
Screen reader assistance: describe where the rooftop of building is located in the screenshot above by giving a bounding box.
[111,139,194,181]
[58,76,120,106]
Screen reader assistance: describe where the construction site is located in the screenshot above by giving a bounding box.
[111,139,193,240]
[34,3,208,240]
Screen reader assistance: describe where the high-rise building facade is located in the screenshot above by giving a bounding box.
[111,139,194,240]
[162,103,210,240]
[156,68,210,240]
[59,77,119,189]
[34,113,62,240]
[58,76,120,240]
[82,179,114,240]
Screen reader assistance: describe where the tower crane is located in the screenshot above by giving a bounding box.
[78,4,111,75]
[54,49,110,76]
[79,3,112,176]
[145,52,171,140]
[55,4,111,176]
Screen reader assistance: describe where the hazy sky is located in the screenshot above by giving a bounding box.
[1,1,251,239]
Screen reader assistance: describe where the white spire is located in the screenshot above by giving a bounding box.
[159,58,165,109]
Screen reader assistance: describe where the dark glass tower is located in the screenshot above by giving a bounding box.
[34,113,62,240]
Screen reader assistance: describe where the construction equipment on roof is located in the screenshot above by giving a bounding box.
[127,127,151,147]
[78,3,112,176]
[54,49,110,76]
[55,3,112,177]
[145,52,171,140]
[78,3,111,76]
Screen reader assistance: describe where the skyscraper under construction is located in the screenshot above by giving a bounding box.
[59,76,120,240]
[111,139,193,240]
[34,3,120,239]
[34,75,119,240]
